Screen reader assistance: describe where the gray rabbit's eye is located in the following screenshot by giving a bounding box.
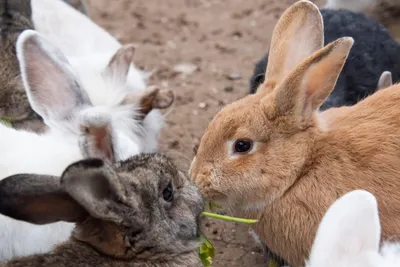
[162,182,173,202]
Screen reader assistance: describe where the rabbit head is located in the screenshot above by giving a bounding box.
[306,190,400,267]
[0,154,204,261]
[190,1,353,210]
[17,30,174,161]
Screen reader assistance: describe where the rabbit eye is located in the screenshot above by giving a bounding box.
[234,139,253,154]
[162,182,173,202]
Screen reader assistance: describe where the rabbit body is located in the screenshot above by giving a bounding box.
[250,9,400,111]
[0,154,204,267]
[191,1,400,266]
[0,0,46,132]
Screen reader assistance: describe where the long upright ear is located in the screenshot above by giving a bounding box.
[377,71,393,91]
[0,173,87,224]
[259,0,324,95]
[61,159,128,224]
[103,44,136,84]
[16,30,91,122]
[264,37,354,127]
[306,190,381,267]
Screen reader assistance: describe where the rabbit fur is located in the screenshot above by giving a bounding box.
[190,1,400,266]
[306,190,400,267]
[0,29,173,261]
[249,8,400,111]
[0,0,46,132]
[0,154,204,267]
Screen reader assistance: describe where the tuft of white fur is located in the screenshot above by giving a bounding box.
[306,190,400,267]
[0,0,166,261]
[323,0,377,12]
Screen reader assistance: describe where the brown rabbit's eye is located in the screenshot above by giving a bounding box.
[234,139,253,154]
[162,182,173,202]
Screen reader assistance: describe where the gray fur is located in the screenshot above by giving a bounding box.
[0,154,204,267]
[0,0,46,132]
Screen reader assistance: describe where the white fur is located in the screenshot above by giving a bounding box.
[0,1,165,261]
[324,0,377,12]
[306,190,400,267]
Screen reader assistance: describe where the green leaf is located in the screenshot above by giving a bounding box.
[268,259,280,267]
[0,119,12,127]
[199,235,215,267]
[202,212,258,224]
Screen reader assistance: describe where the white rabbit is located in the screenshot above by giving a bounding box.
[306,190,400,267]
[0,29,173,262]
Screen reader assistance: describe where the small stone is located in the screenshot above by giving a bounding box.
[198,102,207,109]
[173,63,198,74]
[227,73,241,80]
[224,86,234,92]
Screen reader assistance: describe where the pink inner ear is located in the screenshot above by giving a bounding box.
[88,126,114,161]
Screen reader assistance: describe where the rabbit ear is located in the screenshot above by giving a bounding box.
[0,173,87,224]
[16,30,91,122]
[61,159,128,224]
[264,37,353,127]
[103,44,136,84]
[124,86,175,120]
[259,0,324,95]
[79,109,115,162]
[377,71,393,91]
[306,190,381,267]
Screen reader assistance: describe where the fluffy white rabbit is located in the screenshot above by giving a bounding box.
[0,29,173,262]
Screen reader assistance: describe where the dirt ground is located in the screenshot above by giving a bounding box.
[84,0,320,266]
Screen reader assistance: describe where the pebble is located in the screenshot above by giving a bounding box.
[224,86,234,92]
[173,63,198,74]
[227,73,241,80]
[198,102,208,109]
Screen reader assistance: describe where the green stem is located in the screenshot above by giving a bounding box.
[201,211,258,224]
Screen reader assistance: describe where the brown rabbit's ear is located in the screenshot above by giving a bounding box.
[264,37,354,127]
[103,44,136,83]
[0,174,87,224]
[259,0,323,95]
[61,159,128,224]
[377,71,393,91]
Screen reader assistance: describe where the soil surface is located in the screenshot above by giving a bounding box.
[83,0,391,266]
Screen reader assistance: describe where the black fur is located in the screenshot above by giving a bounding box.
[249,9,400,111]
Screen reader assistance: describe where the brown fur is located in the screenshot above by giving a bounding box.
[190,1,400,266]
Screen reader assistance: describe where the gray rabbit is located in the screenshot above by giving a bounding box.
[0,154,204,267]
[0,0,46,132]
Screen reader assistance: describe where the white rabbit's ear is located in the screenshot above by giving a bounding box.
[377,71,393,91]
[16,30,91,122]
[103,44,136,84]
[79,108,115,162]
[306,190,381,267]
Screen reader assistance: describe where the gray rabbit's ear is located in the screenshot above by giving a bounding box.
[16,30,91,123]
[377,71,393,91]
[103,44,136,84]
[0,173,87,224]
[61,159,129,224]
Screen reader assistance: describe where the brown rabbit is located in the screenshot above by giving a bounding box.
[0,0,46,133]
[190,1,400,266]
